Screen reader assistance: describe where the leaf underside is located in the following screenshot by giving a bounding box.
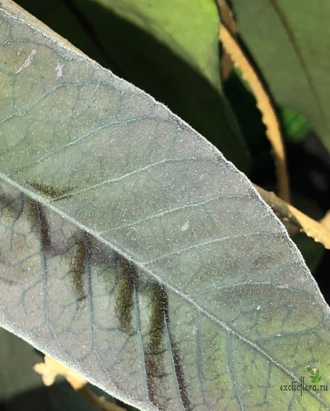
[14,0,251,172]
[0,4,330,411]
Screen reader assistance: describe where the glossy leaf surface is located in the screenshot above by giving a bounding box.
[0,3,330,410]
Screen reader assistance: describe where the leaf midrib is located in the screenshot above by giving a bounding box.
[0,171,327,407]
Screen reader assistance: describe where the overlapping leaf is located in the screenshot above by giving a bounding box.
[231,0,330,153]
[0,3,330,410]
[15,0,250,172]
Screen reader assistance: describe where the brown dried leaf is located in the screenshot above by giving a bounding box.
[255,185,330,250]
[220,25,290,203]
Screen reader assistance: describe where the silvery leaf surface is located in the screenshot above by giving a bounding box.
[0,2,329,410]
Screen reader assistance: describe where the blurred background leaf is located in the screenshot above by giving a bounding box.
[222,70,311,179]
[230,0,330,155]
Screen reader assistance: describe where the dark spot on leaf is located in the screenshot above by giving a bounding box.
[70,236,87,301]
[26,181,74,201]
[27,199,51,253]
[115,256,136,334]
[145,283,167,408]
[164,295,191,411]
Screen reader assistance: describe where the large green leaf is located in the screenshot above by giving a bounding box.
[0,3,330,410]
[15,0,250,172]
[230,0,330,153]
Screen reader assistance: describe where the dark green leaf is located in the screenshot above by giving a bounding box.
[231,0,330,154]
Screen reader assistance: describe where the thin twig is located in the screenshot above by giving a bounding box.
[255,184,330,249]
